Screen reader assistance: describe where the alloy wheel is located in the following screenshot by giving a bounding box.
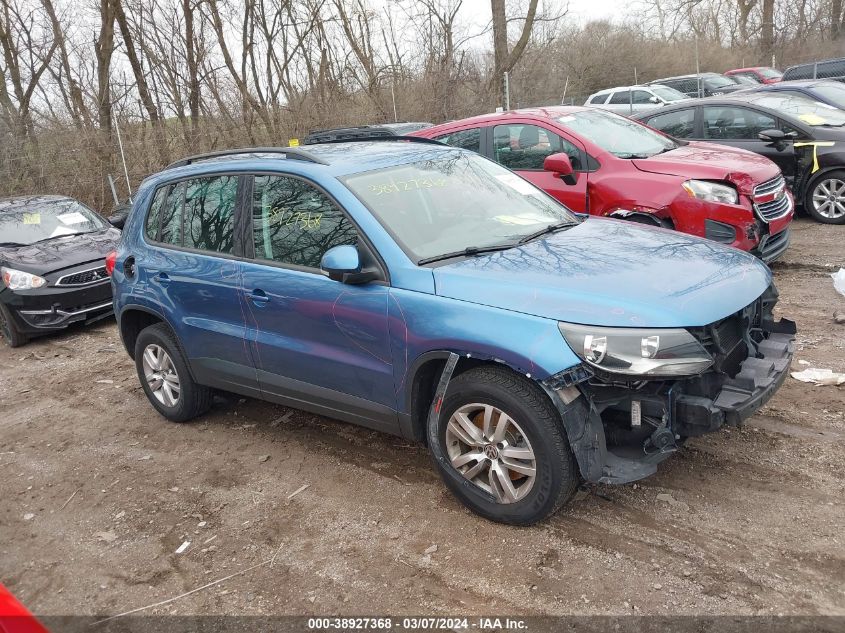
[142,344,181,407]
[812,178,845,219]
[445,403,537,504]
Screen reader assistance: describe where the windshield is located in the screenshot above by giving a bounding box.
[810,83,845,109]
[342,151,577,262]
[0,199,106,246]
[651,85,688,102]
[557,109,677,158]
[704,75,738,89]
[750,94,845,126]
[760,68,783,79]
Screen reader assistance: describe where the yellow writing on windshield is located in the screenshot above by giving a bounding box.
[797,113,827,126]
[369,178,448,196]
[23,213,40,225]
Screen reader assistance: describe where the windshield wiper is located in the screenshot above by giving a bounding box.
[518,220,579,244]
[418,243,517,265]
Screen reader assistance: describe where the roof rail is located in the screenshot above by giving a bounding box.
[304,134,444,147]
[165,147,328,170]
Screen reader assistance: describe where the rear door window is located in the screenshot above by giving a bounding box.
[435,128,481,153]
[182,176,238,254]
[817,59,845,79]
[703,106,776,140]
[646,108,697,138]
[608,91,631,104]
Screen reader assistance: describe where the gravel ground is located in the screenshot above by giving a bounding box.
[1,216,843,618]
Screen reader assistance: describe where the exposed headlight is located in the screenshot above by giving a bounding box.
[682,180,738,205]
[558,323,713,377]
[1,267,47,290]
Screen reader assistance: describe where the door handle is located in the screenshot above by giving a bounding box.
[152,272,170,285]
[246,288,269,305]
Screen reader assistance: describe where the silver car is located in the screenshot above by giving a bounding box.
[584,84,690,115]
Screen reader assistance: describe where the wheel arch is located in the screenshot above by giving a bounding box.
[402,349,567,444]
[118,305,172,359]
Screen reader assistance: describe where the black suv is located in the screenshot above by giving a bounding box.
[647,73,745,98]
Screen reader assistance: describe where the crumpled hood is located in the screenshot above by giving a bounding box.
[632,142,780,194]
[432,218,771,328]
[0,229,120,276]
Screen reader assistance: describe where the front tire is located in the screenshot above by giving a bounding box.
[0,303,28,347]
[805,170,845,224]
[427,366,579,525]
[134,323,212,422]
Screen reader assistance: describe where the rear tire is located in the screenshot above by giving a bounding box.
[134,323,212,422]
[427,365,579,525]
[805,170,845,224]
[0,303,28,348]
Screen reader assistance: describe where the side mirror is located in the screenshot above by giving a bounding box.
[543,152,577,186]
[108,203,130,229]
[758,128,790,150]
[320,244,380,284]
[107,211,127,229]
[649,95,660,104]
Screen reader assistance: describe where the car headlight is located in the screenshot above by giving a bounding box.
[558,323,713,377]
[1,267,47,290]
[682,180,738,205]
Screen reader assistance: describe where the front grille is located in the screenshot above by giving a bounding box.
[56,266,109,287]
[754,175,785,198]
[753,175,791,223]
[755,193,792,222]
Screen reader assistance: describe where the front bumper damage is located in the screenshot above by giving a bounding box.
[542,286,796,484]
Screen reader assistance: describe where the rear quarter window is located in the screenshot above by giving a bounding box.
[783,63,815,80]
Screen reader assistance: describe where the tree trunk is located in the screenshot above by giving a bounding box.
[833,0,843,39]
[490,0,539,109]
[112,0,168,163]
[760,0,774,64]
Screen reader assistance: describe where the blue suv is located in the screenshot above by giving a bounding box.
[109,139,795,525]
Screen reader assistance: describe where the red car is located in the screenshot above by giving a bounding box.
[412,106,793,262]
[0,584,49,633]
[725,67,783,84]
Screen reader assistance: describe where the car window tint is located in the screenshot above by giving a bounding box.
[608,91,631,104]
[647,108,696,138]
[492,124,582,171]
[783,64,813,80]
[632,90,653,104]
[144,186,170,241]
[159,182,184,246]
[588,93,608,104]
[182,176,237,254]
[252,175,358,269]
[703,106,776,140]
[817,59,845,79]
[435,128,481,153]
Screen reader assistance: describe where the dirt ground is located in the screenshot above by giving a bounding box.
[1,216,843,619]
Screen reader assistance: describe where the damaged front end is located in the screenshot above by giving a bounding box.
[542,285,796,484]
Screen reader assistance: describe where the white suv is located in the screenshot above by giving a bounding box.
[584,84,689,115]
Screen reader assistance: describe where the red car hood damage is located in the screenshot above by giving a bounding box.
[632,141,780,195]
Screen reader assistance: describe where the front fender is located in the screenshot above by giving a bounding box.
[388,288,581,414]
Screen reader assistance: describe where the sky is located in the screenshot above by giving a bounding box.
[452,0,629,30]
